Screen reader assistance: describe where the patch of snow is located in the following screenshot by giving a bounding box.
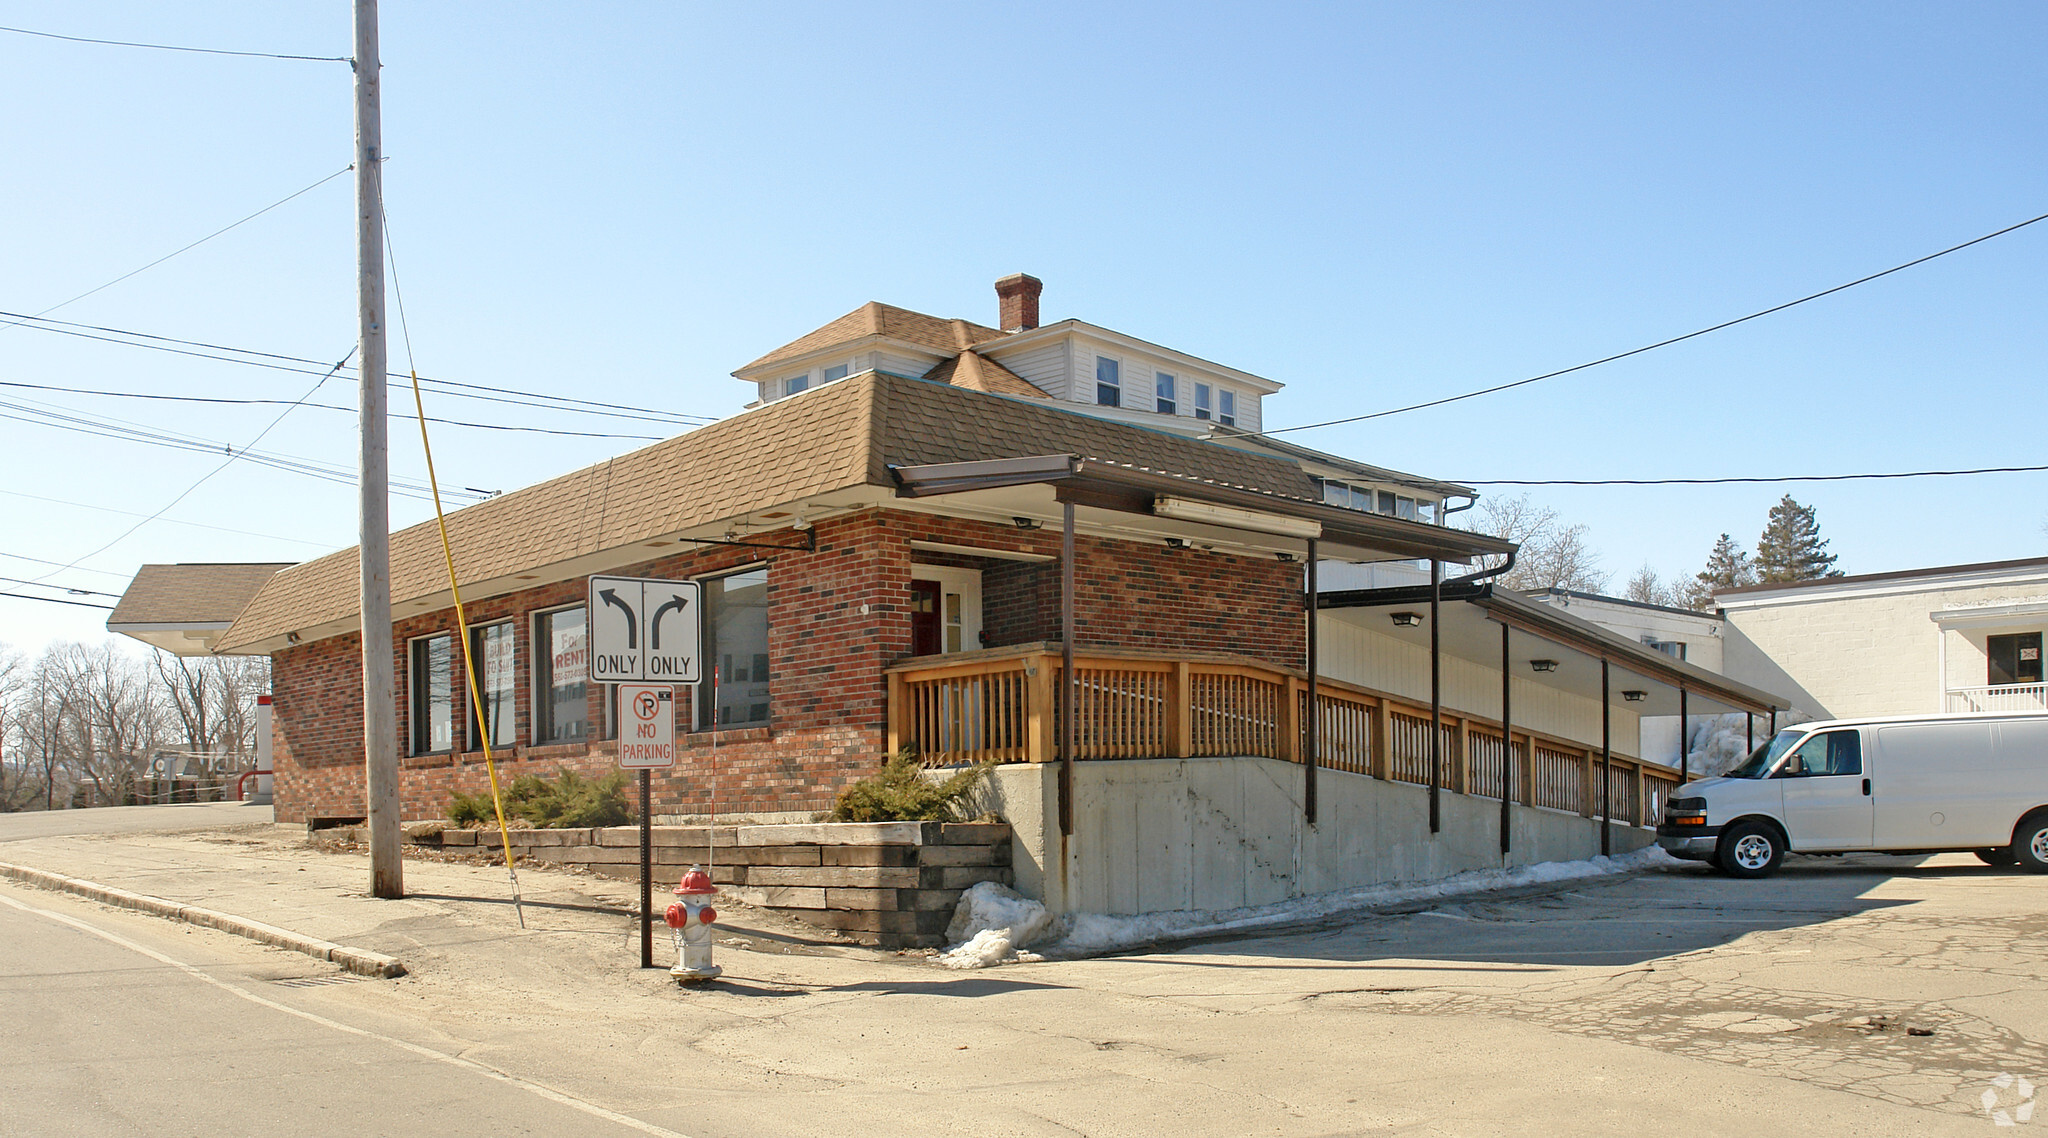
[936,882,1055,969]
[936,846,1683,968]
[1684,710,1814,779]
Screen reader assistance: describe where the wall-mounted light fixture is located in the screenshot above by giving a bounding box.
[285,631,302,645]
[1164,537,1187,549]
[1012,517,1042,530]
[1622,689,1647,703]
[1390,611,1423,627]
[1275,552,1296,563]
[1529,658,1558,673]
[792,517,813,532]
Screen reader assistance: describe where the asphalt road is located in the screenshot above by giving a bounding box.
[0,801,272,842]
[0,881,682,1138]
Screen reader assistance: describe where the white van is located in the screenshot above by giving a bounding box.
[1657,712,2048,878]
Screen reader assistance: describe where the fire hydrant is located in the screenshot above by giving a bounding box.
[663,866,721,983]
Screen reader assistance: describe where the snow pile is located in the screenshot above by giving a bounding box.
[1683,710,1813,779]
[937,846,1681,967]
[935,882,1057,969]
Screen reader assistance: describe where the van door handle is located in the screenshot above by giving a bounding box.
[1862,778,1871,796]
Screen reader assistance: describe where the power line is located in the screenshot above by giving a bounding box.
[0,575,120,598]
[5,168,353,322]
[0,379,664,441]
[0,552,132,580]
[0,310,716,427]
[0,23,349,63]
[1463,463,2048,487]
[1268,208,2048,435]
[20,349,369,584]
[0,589,114,611]
[0,488,335,549]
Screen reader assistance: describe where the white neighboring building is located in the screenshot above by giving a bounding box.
[1714,556,2048,720]
[1524,589,1727,767]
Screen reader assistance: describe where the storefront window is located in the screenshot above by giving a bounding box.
[534,607,590,743]
[698,568,770,729]
[409,633,453,754]
[467,622,516,751]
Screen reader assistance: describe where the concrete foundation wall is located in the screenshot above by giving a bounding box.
[982,757,1652,916]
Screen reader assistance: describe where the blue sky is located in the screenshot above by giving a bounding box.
[1,2,2043,654]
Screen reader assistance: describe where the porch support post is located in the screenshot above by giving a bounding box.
[1937,624,1949,712]
[1769,707,1777,735]
[1429,558,1441,834]
[1499,620,1511,857]
[1600,657,1612,857]
[1678,686,1689,785]
[1746,711,1754,755]
[1304,538,1319,826]
[1059,500,1075,837]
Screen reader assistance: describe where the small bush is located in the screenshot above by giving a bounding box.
[830,750,991,823]
[449,768,630,829]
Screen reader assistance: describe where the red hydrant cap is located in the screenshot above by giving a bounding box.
[664,902,686,928]
[673,868,715,896]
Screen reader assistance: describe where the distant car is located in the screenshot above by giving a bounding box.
[1657,711,2048,878]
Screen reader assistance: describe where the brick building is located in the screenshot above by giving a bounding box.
[110,279,1509,825]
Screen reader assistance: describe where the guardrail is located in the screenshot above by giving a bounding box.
[886,643,1680,827]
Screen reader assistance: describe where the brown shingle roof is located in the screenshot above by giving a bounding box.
[920,351,1049,399]
[739,302,1007,373]
[107,563,293,627]
[216,372,1426,652]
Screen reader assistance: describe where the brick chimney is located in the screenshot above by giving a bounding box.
[995,273,1042,333]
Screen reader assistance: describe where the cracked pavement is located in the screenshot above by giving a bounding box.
[4,809,2043,1135]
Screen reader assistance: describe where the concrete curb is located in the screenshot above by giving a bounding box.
[0,860,407,979]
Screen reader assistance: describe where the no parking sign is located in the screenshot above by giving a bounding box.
[617,683,676,769]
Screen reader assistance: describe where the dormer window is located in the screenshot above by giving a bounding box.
[785,374,810,396]
[1156,372,1177,415]
[1219,389,1236,427]
[1194,383,1211,420]
[822,363,849,384]
[1096,357,1121,407]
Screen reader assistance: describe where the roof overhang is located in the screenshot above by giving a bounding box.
[104,621,237,657]
[1320,581,1788,717]
[889,454,1514,564]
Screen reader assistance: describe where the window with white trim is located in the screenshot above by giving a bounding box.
[784,374,809,396]
[1218,389,1236,427]
[1193,383,1211,420]
[698,567,770,729]
[821,363,849,384]
[466,621,516,751]
[1155,372,1177,415]
[1095,357,1121,407]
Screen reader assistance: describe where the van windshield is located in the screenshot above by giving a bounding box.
[1727,729,1805,779]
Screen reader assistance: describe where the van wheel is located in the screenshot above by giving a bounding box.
[2013,814,2048,874]
[1976,848,2019,867]
[1718,822,1784,878]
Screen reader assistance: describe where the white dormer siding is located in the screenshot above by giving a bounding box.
[983,326,1271,431]
[763,353,916,403]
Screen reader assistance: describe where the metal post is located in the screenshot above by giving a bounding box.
[639,768,652,968]
[1304,538,1318,826]
[1428,558,1441,834]
[1499,621,1511,856]
[1769,708,1777,735]
[1600,658,1611,857]
[355,0,400,900]
[1678,687,1689,785]
[1746,712,1754,754]
[1059,500,1075,836]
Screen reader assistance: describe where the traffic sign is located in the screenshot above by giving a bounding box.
[588,575,701,683]
[617,683,676,769]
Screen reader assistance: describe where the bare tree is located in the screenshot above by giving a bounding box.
[153,651,269,758]
[1624,563,1683,608]
[43,642,161,808]
[0,642,40,811]
[1465,493,1608,593]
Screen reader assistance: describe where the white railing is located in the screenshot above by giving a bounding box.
[1946,684,2048,714]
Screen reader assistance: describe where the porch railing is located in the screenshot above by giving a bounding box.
[886,643,1683,827]
[1946,684,2048,714]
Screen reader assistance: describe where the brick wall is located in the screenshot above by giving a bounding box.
[269,508,1305,822]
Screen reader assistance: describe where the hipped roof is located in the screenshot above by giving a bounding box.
[739,302,1007,374]
[218,371,1496,653]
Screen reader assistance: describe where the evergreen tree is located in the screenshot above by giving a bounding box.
[1754,495,1841,583]
[1688,533,1754,608]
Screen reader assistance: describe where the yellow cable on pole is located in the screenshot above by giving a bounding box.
[407,369,525,928]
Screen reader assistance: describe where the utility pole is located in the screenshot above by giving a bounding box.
[355,0,400,899]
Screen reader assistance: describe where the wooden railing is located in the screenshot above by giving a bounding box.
[885,643,1684,827]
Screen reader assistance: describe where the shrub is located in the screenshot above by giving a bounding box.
[449,768,630,829]
[830,750,991,823]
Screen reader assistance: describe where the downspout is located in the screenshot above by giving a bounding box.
[1304,537,1319,827]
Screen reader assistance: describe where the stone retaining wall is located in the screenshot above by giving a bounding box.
[423,820,1010,948]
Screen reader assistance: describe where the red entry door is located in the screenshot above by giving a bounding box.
[909,580,941,656]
